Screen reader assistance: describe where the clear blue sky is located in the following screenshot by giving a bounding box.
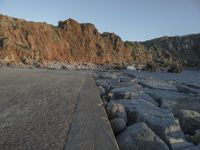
[0,0,200,41]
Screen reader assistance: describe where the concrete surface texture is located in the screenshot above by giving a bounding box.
[0,68,118,150]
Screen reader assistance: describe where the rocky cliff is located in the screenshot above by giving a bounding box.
[0,14,199,68]
[143,34,200,67]
[0,14,131,67]
[126,34,200,68]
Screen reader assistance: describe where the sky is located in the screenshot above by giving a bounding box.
[0,0,199,41]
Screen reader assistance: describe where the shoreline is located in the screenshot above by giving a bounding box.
[1,61,200,72]
[94,70,200,150]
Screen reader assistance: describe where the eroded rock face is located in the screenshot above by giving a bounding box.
[1,14,200,68]
[117,122,169,150]
[0,14,131,66]
[126,33,200,68]
[142,35,200,67]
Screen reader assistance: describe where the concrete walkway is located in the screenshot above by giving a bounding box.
[0,68,118,150]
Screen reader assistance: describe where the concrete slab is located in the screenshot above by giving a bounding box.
[0,68,118,150]
[64,75,119,150]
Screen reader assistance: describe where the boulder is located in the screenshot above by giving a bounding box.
[101,95,109,102]
[191,129,200,144]
[168,137,194,150]
[183,82,200,90]
[142,62,160,71]
[186,129,200,144]
[177,83,200,96]
[168,64,183,73]
[116,122,169,150]
[109,81,134,90]
[176,110,200,135]
[98,86,105,97]
[96,80,111,93]
[98,72,118,79]
[110,118,126,135]
[112,99,185,148]
[182,145,200,150]
[119,76,131,82]
[110,84,158,106]
[105,102,127,122]
[139,79,178,91]
[145,89,200,112]
[110,86,141,99]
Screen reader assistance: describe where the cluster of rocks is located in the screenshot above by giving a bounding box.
[141,62,183,73]
[95,71,200,150]
[0,59,127,70]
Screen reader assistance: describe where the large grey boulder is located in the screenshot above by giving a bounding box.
[119,76,131,82]
[177,83,200,96]
[110,85,158,106]
[176,110,200,134]
[192,129,200,144]
[186,129,200,144]
[182,145,200,150]
[139,79,178,91]
[183,82,200,90]
[109,81,134,90]
[116,122,169,150]
[98,72,118,79]
[110,118,126,135]
[112,99,185,148]
[168,137,194,150]
[106,102,127,122]
[96,80,111,93]
[110,86,141,99]
[145,89,200,112]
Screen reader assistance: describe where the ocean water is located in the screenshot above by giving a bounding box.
[124,69,200,84]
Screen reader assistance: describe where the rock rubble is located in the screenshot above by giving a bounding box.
[95,70,200,150]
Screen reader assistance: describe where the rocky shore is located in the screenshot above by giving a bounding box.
[94,70,200,150]
[0,59,127,70]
